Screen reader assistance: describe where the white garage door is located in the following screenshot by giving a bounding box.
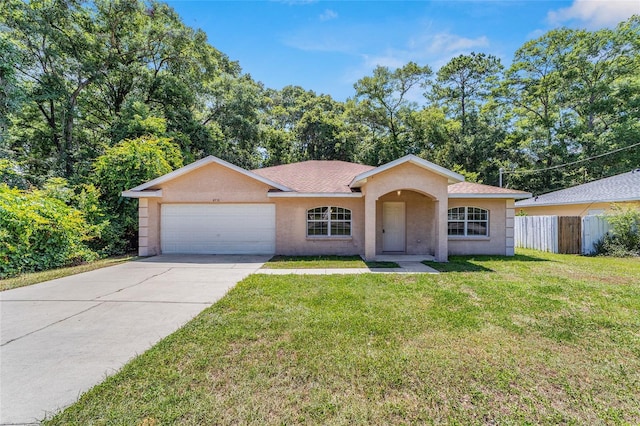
[161,204,275,254]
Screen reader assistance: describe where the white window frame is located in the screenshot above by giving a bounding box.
[307,207,352,237]
[448,207,489,237]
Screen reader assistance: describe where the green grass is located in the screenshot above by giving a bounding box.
[0,255,137,291]
[46,249,640,425]
[264,255,399,269]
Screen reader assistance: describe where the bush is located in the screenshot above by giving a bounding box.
[0,184,98,278]
[93,136,183,253]
[594,206,640,257]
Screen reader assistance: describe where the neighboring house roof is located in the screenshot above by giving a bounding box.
[515,169,640,207]
[448,182,531,199]
[350,154,464,187]
[253,160,374,193]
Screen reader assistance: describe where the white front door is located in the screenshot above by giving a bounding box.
[382,202,406,252]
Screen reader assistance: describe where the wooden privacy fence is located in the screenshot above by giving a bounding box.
[515,215,611,255]
[514,216,558,253]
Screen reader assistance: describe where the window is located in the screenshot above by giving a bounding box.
[307,207,351,237]
[448,207,489,237]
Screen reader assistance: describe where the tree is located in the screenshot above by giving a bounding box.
[353,62,432,164]
[260,86,355,165]
[93,135,183,251]
[1,0,122,178]
[501,18,640,193]
[501,29,572,193]
[433,53,503,135]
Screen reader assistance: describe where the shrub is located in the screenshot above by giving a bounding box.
[93,136,183,253]
[594,206,640,257]
[0,184,98,278]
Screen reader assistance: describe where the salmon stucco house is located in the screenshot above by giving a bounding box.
[122,155,531,262]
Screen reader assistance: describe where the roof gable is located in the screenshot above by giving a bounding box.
[515,169,640,207]
[350,155,464,188]
[125,156,291,193]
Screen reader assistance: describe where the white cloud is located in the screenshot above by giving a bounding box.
[547,0,639,28]
[357,33,490,72]
[319,9,338,22]
[413,33,490,56]
[341,32,492,100]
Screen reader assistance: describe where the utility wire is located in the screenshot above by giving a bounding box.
[501,141,640,176]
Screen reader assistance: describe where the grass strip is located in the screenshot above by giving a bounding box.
[1,255,137,291]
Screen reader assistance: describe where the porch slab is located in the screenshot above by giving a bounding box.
[373,254,436,262]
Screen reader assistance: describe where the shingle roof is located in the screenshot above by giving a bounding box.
[254,160,530,198]
[448,182,531,198]
[515,169,640,207]
[253,161,375,193]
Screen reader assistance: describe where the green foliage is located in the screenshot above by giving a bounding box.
[594,206,640,257]
[93,136,183,252]
[353,62,433,165]
[0,158,28,189]
[0,185,98,278]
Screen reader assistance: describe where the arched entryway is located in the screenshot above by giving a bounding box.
[376,189,437,255]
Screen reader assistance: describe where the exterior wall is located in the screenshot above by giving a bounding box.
[140,163,273,256]
[273,197,365,256]
[375,191,436,255]
[447,198,510,256]
[135,160,520,259]
[516,201,640,217]
[361,162,449,261]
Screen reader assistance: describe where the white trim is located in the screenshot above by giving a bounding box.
[515,196,640,207]
[306,206,352,237]
[268,192,363,198]
[449,193,531,200]
[121,190,163,198]
[350,154,464,188]
[447,206,490,237]
[125,156,291,193]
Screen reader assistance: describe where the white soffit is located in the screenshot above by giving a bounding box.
[267,192,363,198]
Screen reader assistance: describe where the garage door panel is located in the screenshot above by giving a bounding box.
[161,204,275,254]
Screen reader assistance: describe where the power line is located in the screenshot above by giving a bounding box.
[503,141,640,175]
[498,141,640,186]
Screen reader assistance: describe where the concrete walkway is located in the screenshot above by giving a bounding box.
[0,255,268,425]
[258,261,439,275]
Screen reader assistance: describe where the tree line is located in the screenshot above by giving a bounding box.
[0,0,638,272]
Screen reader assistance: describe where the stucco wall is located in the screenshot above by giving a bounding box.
[273,197,365,256]
[375,191,436,255]
[516,201,640,217]
[139,162,273,256]
[447,198,510,256]
[362,162,450,261]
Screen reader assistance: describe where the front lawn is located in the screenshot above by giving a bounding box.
[47,250,640,425]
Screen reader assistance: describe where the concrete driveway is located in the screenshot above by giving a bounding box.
[0,254,268,425]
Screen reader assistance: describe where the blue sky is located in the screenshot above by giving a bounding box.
[166,0,639,101]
